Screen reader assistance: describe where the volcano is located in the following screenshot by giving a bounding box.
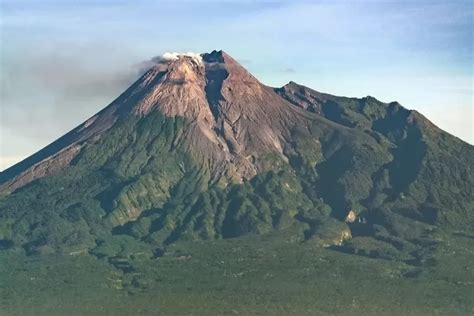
[1,50,473,314]
[0,50,472,256]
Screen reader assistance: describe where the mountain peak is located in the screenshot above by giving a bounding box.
[1,51,472,274]
[150,49,231,65]
[132,49,264,118]
[204,50,260,85]
[202,49,226,63]
[3,50,467,197]
[0,50,309,191]
[1,48,473,315]
[152,51,204,66]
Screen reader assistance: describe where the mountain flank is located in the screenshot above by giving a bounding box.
[0,50,472,268]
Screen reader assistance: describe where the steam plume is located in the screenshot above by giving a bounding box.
[151,52,203,65]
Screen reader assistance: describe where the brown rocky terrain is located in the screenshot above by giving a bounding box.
[1,50,320,192]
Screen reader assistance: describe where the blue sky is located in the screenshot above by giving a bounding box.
[0,0,472,170]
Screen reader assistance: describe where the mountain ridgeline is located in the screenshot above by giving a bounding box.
[0,50,472,266]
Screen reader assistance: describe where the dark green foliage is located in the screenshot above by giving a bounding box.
[0,86,473,314]
[0,112,189,253]
[1,93,473,264]
[1,232,473,315]
[114,169,316,245]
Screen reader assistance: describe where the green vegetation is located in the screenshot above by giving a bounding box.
[1,231,473,315]
[0,88,473,314]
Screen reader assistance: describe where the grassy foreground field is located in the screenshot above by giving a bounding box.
[1,231,473,315]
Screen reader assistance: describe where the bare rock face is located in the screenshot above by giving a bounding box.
[345,210,357,223]
[0,144,82,194]
[275,81,324,114]
[1,50,312,192]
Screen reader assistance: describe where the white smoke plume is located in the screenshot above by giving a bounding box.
[151,52,203,65]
